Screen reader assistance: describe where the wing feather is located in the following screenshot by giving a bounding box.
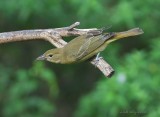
[63,34,113,62]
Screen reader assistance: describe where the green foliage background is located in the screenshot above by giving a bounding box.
[0,0,159,117]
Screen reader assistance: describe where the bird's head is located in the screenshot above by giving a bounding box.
[36,48,62,63]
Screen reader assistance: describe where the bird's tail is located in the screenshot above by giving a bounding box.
[106,28,144,43]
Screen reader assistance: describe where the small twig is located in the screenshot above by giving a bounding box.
[0,22,114,77]
[65,22,80,30]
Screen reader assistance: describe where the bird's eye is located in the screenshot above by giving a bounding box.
[48,54,53,57]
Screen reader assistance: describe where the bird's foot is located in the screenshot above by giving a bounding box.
[94,53,102,67]
[96,53,100,60]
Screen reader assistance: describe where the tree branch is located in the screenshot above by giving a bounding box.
[0,22,114,78]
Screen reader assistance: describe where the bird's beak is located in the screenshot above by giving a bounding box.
[36,54,46,60]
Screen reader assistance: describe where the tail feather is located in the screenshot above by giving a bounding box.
[106,28,144,43]
[114,28,144,39]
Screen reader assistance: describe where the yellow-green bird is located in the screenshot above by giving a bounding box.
[37,28,143,64]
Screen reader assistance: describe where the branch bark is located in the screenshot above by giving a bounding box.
[0,22,114,78]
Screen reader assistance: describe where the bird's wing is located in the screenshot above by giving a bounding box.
[76,36,92,59]
[75,33,115,60]
[63,35,93,61]
[64,34,113,62]
[75,34,110,60]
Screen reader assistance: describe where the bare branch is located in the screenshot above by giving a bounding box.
[64,21,80,30]
[91,57,114,78]
[0,22,114,78]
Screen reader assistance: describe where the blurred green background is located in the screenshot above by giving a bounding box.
[0,0,159,117]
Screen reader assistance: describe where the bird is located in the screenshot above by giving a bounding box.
[36,28,143,64]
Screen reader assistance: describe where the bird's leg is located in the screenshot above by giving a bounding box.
[96,53,100,60]
[94,53,103,67]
